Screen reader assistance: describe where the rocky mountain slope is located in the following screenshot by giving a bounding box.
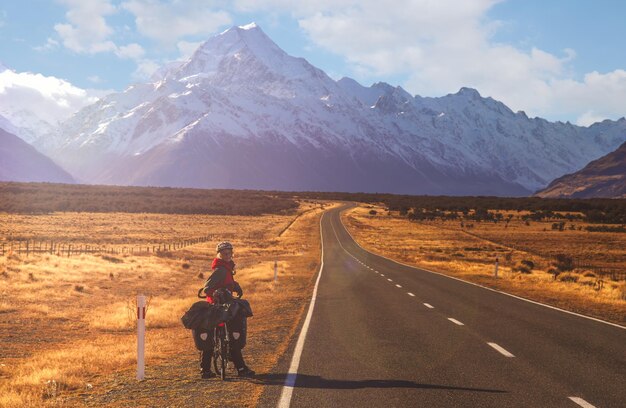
[535,141,626,198]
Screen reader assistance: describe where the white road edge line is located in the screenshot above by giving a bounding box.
[448,318,464,326]
[568,397,597,408]
[487,342,515,358]
[278,212,326,408]
[338,207,626,331]
[424,303,434,309]
[408,292,415,297]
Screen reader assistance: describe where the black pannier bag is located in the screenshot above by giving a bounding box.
[181,296,253,351]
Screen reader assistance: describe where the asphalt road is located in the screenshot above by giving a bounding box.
[258,204,626,407]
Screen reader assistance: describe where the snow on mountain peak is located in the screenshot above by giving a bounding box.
[238,22,259,30]
[171,23,293,83]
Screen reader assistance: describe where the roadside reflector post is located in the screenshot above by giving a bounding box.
[137,294,146,380]
[494,257,499,279]
[274,260,278,282]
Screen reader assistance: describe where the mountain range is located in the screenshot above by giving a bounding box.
[2,24,625,196]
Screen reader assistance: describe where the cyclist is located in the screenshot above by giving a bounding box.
[199,241,255,379]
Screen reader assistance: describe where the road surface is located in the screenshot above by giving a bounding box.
[258,204,626,407]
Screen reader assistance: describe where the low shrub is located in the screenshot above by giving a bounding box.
[558,273,579,283]
[369,209,377,215]
[101,255,123,263]
[548,267,560,280]
[553,254,574,272]
[513,263,532,274]
[582,271,596,278]
[520,259,535,270]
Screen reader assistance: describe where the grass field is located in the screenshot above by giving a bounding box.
[0,200,333,407]
[342,205,626,325]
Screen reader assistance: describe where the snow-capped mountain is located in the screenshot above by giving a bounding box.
[39,23,626,195]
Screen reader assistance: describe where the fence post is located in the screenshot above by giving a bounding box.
[137,294,146,380]
[494,257,499,279]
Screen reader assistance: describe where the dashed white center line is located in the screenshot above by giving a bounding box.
[423,303,434,309]
[487,342,515,358]
[568,397,596,408]
[448,318,464,326]
[380,274,385,277]
[387,278,393,282]
[395,284,402,288]
[407,292,415,297]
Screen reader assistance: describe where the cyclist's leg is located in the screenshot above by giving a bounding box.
[229,315,255,375]
[199,329,214,376]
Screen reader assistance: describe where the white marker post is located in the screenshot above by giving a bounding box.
[494,257,499,279]
[274,260,278,282]
[136,294,146,380]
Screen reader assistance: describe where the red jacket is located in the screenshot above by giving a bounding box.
[203,258,240,303]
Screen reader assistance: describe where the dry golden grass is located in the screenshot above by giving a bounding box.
[0,200,336,407]
[0,210,299,245]
[343,205,626,325]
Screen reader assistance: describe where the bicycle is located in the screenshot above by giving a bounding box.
[213,320,230,380]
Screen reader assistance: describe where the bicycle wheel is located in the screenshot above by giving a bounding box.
[213,326,226,380]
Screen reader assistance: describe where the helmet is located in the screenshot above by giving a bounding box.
[216,241,233,253]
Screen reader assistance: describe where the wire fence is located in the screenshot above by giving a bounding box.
[0,234,216,258]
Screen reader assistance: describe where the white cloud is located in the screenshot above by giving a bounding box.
[88,75,102,83]
[133,59,160,80]
[34,38,60,52]
[0,69,101,126]
[121,0,232,46]
[116,43,145,60]
[54,0,118,54]
[235,0,626,125]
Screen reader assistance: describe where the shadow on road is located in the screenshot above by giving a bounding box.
[251,373,507,393]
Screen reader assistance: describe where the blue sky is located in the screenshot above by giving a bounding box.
[1,1,625,126]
